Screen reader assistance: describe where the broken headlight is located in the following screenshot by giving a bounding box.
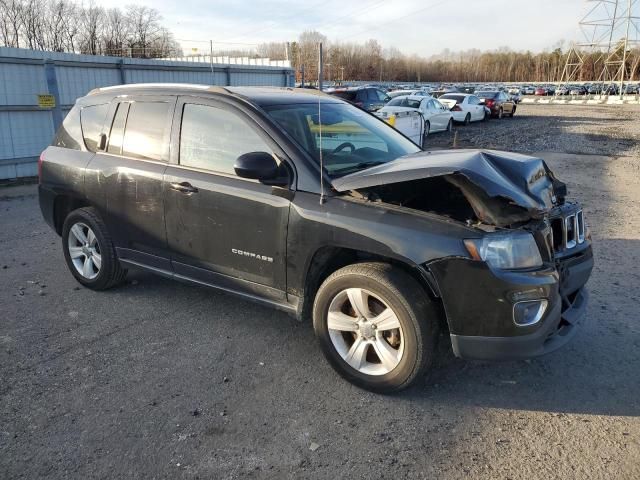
[464,232,543,270]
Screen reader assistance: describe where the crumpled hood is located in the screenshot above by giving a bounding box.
[332,149,566,226]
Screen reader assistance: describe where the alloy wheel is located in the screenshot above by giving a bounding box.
[67,222,101,279]
[327,288,404,376]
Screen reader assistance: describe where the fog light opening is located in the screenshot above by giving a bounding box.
[513,299,548,327]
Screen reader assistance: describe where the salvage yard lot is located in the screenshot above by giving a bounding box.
[1,103,639,479]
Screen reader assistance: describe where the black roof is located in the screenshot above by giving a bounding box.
[86,83,342,107]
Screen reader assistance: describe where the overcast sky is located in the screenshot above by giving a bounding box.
[105,0,587,56]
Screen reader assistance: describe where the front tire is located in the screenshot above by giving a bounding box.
[62,207,127,290]
[313,263,439,393]
[446,118,453,132]
[509,106,516,117]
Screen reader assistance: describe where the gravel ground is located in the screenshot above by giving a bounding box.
[1,103,639,479]
[426,103,640,158]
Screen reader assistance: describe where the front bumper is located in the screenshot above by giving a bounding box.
[428,241,593,361]
[450,288,588,360]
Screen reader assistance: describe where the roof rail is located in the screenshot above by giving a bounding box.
[88,83,230,96]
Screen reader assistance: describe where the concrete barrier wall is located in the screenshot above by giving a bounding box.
[0,47,295,180]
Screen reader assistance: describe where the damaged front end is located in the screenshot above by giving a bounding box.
[333,149,593,360]
[333,149,567,228]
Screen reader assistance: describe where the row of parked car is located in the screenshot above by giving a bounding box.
[515,83,640,96]
[325,85,517,145]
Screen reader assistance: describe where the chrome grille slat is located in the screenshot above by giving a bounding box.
[550,209,585,253]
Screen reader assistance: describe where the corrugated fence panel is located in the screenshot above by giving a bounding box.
[0,47,295,179]
[56,66,121,106]
[1,62,48,105]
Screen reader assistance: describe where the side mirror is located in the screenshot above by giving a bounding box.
[234,152,278,181]
[383,96,391,103]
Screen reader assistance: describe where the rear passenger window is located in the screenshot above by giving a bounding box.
[121,102,171,161]
[179,104,271,175]
[107,103,128,155]
[80,104,109,152]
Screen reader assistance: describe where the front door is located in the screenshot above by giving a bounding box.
[163,97,292,302]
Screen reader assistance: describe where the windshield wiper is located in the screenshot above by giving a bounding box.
[331,161,386,175]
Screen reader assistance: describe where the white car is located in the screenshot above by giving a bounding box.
[438,93,487,124]
[377,95,453,137]
[387,89,431,100]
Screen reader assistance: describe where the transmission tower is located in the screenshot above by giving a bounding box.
[558,0,640,95]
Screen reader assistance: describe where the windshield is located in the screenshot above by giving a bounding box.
[386,97,422,108]
[264,103,421,177]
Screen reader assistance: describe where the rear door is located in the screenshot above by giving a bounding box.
[86,95,175,270]
[163,96,292,301]
[468,96,484,120]
[433,100,451,129]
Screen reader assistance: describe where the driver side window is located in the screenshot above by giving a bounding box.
[179,103,272,175]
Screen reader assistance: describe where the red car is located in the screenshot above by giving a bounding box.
[534,87,548,96]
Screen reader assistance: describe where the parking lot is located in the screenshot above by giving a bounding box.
[1,103,639,479]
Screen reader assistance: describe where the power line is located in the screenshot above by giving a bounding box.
[175,38,261,47]
[310,0,387,34]
[338,0,449,42]
[226,0,334,42]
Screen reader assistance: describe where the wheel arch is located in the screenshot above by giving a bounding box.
[53,194,91,235]
[299,246,446,328]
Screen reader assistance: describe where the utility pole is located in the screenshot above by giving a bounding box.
[325,63,332,85]
[318,42,324,91]
[209,40,214,84]
[619,0,632,98]
[339,66,344,84]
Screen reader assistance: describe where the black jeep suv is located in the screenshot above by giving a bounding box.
[39,84,593,392]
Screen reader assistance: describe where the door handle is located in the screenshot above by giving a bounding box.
[170,182,198,194]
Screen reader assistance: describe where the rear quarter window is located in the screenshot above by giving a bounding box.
[80,104,109,152]
[54,106,83,150]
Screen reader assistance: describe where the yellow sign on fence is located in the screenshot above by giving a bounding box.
[37,94,55,108]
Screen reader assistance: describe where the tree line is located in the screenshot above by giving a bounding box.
[260,31,640,84]
[0,0,181,57]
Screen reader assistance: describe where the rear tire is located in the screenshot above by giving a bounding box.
[498,107,503,119]
[313,262,439,393]
[464,113,471,125]
[62,207,127,290]
[446,118,453,132]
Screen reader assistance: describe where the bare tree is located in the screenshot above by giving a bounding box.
[0,0,24,47]
[79,1,104,54]
[102,7,130,56]
[126,5,162,57]
[19,0,47,49]
[45,0,70,51]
